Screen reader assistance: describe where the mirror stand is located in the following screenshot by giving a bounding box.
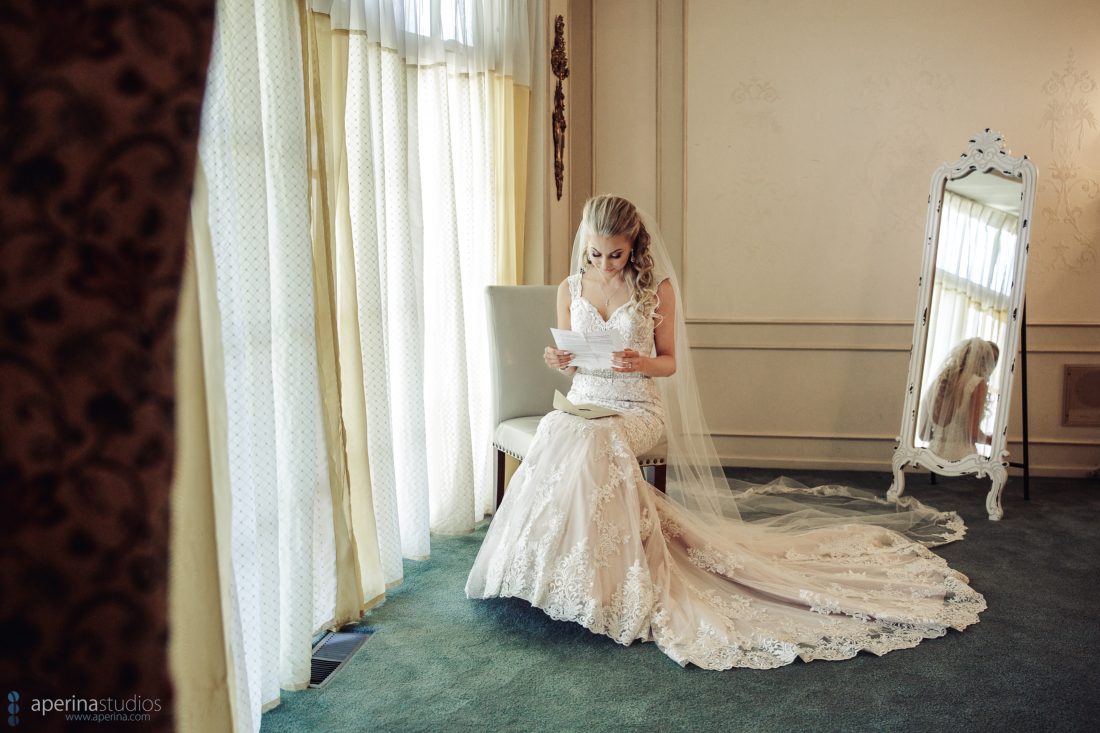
[887,130,1037,520]
[888,443,1012,519]
[1007,306,1030,500]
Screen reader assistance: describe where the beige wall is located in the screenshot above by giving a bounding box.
[544,0,1100,476]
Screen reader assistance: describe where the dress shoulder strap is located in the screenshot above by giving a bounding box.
[567,272,582,300]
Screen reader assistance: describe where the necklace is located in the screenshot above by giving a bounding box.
[595,272,625,310]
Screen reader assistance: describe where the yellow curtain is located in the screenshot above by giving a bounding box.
[494,76,532,286]
[168,162,240,733]
[303,6,389,606]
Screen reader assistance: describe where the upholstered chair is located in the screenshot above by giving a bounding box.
[486,285,667,508]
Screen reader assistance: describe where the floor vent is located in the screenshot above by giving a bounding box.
[309,631,371,689]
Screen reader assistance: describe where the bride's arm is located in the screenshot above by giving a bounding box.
[631,279,677,378]
[543,278,577,374]
[968,380,992,444]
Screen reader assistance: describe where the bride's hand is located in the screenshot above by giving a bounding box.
[612,349,645,374]
[544,346,574,370]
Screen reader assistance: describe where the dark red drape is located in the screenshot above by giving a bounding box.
[1,3,215,730]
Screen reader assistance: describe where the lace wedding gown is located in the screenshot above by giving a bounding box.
[465,274,986,670]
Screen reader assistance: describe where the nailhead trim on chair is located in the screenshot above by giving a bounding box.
[492,443,526,461]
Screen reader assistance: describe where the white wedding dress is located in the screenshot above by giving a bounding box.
[465,274,986,670]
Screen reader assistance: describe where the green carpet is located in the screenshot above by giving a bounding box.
[260,470,1100,733]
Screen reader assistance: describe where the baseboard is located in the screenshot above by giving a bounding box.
[719,455,1100,478]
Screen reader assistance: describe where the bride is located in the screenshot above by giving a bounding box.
[465,195,985,670]
[919,337,1000,461]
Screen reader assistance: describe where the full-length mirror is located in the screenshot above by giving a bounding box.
[889,130,1037,520]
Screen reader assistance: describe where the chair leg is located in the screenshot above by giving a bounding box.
[653,464,667,493]
[496,449,507,508]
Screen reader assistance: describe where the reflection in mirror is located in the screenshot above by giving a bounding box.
[888,130,1037,521]
[915,170,1023,460]
[918,336,1001,460]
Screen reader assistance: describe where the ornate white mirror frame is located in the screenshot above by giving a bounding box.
[887,130,1037,520]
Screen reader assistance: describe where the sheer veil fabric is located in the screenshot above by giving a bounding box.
[570,205,967,546]
[467,202,984,670]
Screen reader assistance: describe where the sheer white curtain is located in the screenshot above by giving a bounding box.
[918,192,1018,447]
[195,0,337,729]
[191,1,334,726]
[311,0,538,548]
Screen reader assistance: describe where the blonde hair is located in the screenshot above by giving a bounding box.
[579,195,659,319]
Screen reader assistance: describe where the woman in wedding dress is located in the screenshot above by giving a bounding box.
[466,195,985,670]
[919,338,1000,461]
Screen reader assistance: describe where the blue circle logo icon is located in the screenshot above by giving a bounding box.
[6,692,18,727]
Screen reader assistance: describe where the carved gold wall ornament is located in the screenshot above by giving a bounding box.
[551,15,569,201]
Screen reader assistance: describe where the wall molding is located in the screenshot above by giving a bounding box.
[1020,346,1100,354]
[685,318,1100,353]
[712,430,892,442]
[655,0,662,225]
[710,430,1100,447]
[719,454,1098,478]
[691,343,1100,354]
[687,318,1100,328]
[689,318,911,326]
[692,343,912,352]
[680,0,690,308]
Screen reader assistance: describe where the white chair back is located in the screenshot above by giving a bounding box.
[486,285,572,426]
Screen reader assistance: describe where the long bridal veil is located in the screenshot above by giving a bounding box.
[570,202,965,546]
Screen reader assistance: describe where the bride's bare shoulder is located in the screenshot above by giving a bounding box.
[656,277,676,302]
[557,277,573,305]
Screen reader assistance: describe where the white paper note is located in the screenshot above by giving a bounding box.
[550,328,626,370]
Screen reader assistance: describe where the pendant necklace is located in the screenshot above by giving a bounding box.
[598,273,625,310]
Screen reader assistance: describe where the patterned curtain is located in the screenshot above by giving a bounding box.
[0,3,215,732]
